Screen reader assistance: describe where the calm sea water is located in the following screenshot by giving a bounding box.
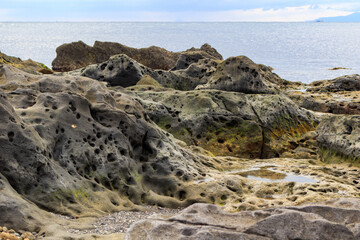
[0,22,359,83]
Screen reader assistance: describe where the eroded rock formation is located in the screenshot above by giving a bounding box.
[78,54,288,94]
[1,43,360,240]
[317,115,360,162]
[196,56,282,94]
[0,51,52,75]
[52,41,222,72]
[133,90,317,158]
[0,64,214,229]
[308,74,360,93]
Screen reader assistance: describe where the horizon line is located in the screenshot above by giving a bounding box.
[0,20,343,23]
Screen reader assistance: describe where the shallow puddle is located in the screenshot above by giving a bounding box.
[246,173,317,183]
[232,165,317,184]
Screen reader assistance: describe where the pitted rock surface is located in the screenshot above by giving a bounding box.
[317,115,360,161]
[133,90,317,158]
[308,74,360,93]
[52,41,222,72]
[0,64,223,229]
[78,54,289,94]
[196,56,284,94]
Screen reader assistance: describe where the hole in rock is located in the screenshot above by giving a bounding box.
[221,195,228,201]
[7,132,14,142]
[100,63,107,70]
[178,190,187,201]
[69,102,76,112]
[107,153,116,162]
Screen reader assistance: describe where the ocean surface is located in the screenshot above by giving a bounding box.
[0,22,359,84]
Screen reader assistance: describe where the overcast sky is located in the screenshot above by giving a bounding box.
[1,0,359,22]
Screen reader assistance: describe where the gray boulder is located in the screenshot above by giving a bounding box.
[317,115,360,161]
[126,199,360,240]
[308,74,360,92]
[80,54,152,87]
[196,56,283,94]
[134,90,317,158]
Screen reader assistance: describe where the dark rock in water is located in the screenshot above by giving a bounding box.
[196,56,283,94]
[52,41,179,72]
[52,41,222,72]
[52,41,94,72]
[308,74,360,92]
[126,198,360,240]
[317,115,360,161]
[288,91,360,115]
[135,90,317,158]
[287,75,360,115]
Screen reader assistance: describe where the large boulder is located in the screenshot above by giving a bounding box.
[52,41,222,72]
[134,90,317,158]
[317,115,360,162]
[196,56,285,94]
[172,43,223,70]
[308,74,360,93]
[287,75,360,115]
[78,54,152,87]
[126,199,360,240]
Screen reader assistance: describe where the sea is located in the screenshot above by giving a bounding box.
[0,22,359,84]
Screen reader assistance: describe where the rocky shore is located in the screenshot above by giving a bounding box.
[0,41,360,239]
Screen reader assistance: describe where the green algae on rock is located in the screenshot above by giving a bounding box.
[317,115,360,165]
[133,90,317,159]
[0,51,52,75]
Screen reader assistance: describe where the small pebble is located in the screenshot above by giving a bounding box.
[21,232,35,240]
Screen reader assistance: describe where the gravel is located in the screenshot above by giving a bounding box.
[63,206,182,235]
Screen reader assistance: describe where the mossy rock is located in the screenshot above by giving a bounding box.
[136,75,162,87]
[135,90,317,159]
[0,51,52,74]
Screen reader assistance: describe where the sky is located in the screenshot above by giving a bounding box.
[0,0,359,22]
